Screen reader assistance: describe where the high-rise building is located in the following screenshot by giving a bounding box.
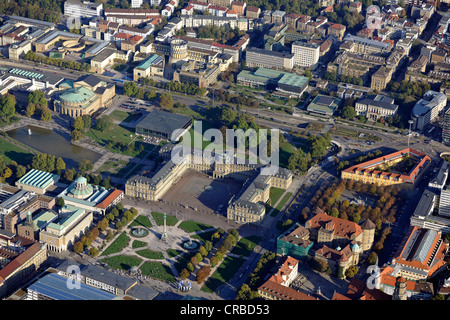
[291,41,319,69]
[64,0,103,18]
[443,108,450,146]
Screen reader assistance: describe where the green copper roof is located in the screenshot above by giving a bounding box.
[59,86,95,104]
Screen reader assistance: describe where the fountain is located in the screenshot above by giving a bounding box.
[131,227,148,238]
[183,239,199,250]
[28,128,32,135]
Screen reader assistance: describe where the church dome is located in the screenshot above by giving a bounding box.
[351,243,360,253]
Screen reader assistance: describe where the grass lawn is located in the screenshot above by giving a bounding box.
[230,235,261,257]
[0,137,34,165]
[140,261,177,283]
[101,255,142,271]
[151,211,178,226]
[178,220,213,233]
[201,255,244,293]
[166,249,183,258]
[132,240,147,249]
[110,110,143,123]
[136,249,164,259]
[276,192,293,211]
[129,215,153,228]
[101,232,130,256]
[87,124,151,157]
[97,159,128,175]
[279,141,296,168]
[191,229,217,243]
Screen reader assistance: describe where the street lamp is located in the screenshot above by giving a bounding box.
[408,120,413,147]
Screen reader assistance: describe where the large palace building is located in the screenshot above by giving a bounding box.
[125,147,292,224]
[341,148,431,190]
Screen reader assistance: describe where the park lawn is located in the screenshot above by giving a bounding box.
[166,249,182,258]
[110,110,142,123]
[129,215,153,228]
[269,187,285,206]
[101,232,130,256]
[101,255,142,271]
[87,124,152,157]
[279,141,296,168]
[276,192,293,211]
[151,211,178,226]
[201,255,245,293]
[0,137,34,165]
[230,235,261,257]
[191,229,217,243]
[140,261,177,283]
[178,220,213,233]
[136,249,164,259]
[132,240,147,249]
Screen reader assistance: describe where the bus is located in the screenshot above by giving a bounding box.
[113,78,125,83]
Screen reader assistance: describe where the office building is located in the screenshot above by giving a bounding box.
[64,0,103,18]
[411,90,447,131]
[355,94,399,121]
[246,47,294,70]
[291,41,320,69]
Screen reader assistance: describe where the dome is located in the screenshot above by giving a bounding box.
[352,243,360,253]
[69,177,93,199]
[75,176,87,184]
[336,246,341,251]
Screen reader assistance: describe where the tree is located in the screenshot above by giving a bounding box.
[124,82,138,96]
[345,265,359,278]
[0,94,16,123]
[94,115,113,131]
[88,247,99,257]
[56,157,66,172]
[82,115,91,129]
[196,265,211,283]
[341,105,356,119]
[26,103,36,117]
[73,241,84,253]
[41,108,52,121]
[16,165,26,178]
[180,268,190,280]
[56,197,65,207]
[74,116,85,131]
[159,92,174,110]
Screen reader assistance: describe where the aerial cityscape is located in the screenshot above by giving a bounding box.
[1,0,450,305]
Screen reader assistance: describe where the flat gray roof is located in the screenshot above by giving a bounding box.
[136,109,192,136]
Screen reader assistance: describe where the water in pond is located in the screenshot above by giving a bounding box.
[7,125,102,168]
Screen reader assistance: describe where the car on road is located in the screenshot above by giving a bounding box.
[344,137,349,140]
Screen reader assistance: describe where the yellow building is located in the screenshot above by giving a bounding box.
[341,148,431,190]
[54,75,115,118]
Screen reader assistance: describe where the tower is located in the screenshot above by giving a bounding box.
[392,276,408,300]
[161,212,168,242]
[360,219,376,251]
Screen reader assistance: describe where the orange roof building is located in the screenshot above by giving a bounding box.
[257,256,317,300]
[305,208,376,277]
[390,226,448,281]
[341,148,431,190]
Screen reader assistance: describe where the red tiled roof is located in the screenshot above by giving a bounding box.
[258,280,317,300]
[342,148,431,184]
[306,210,363,239]
[95,189,124,210]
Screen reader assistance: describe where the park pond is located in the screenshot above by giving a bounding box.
[7,125,102,168]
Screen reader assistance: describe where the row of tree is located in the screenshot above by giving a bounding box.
[23,51,91,72]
